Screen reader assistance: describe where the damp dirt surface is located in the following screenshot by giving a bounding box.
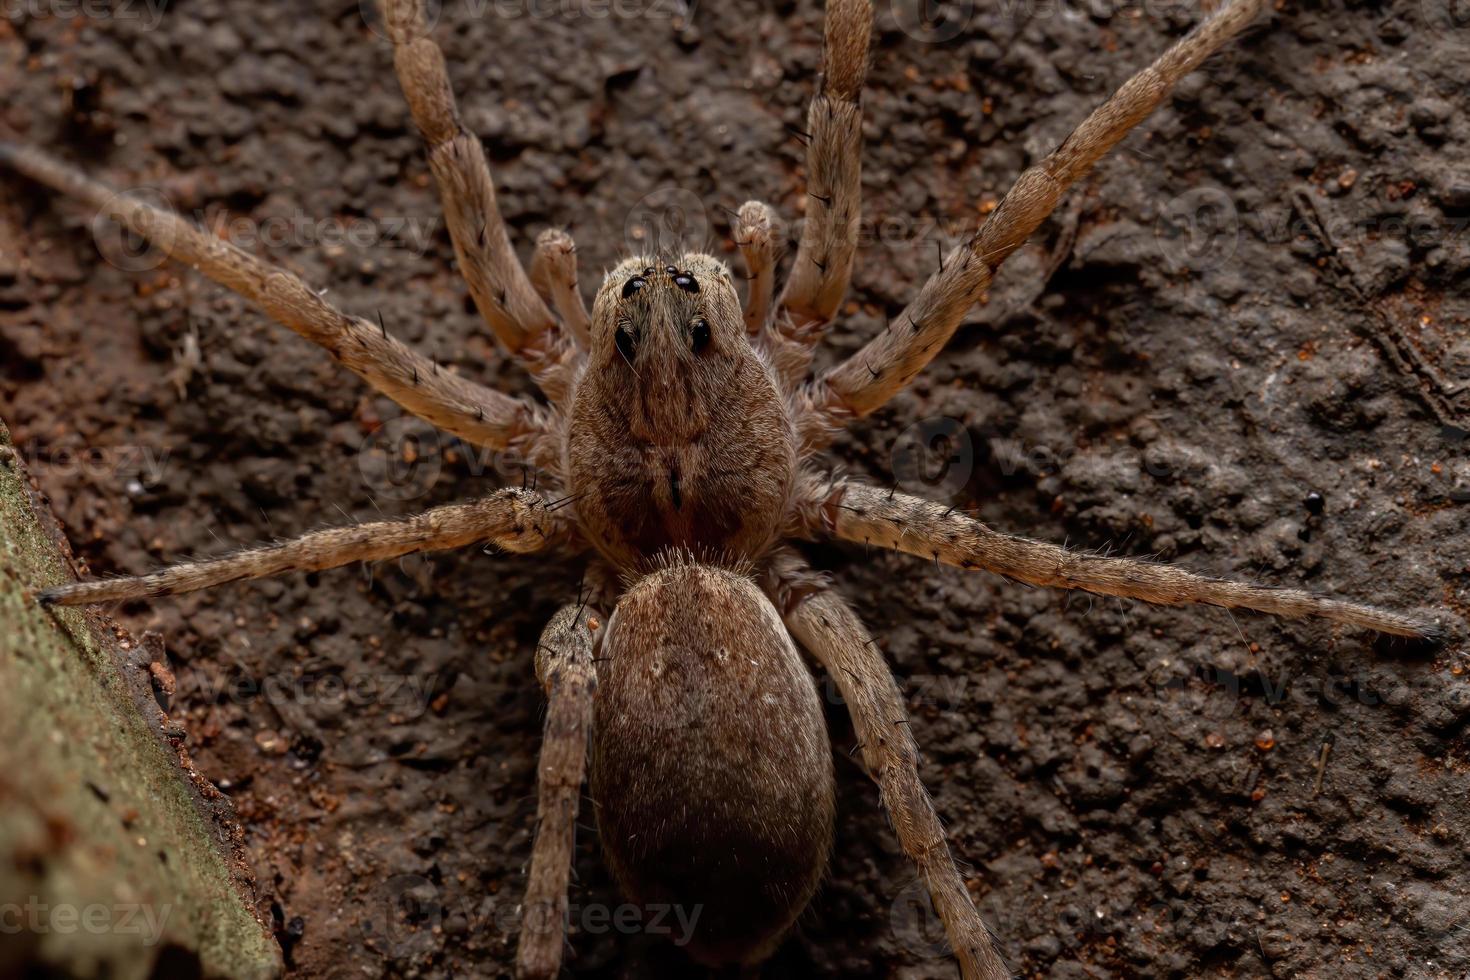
[2,1,1469,977]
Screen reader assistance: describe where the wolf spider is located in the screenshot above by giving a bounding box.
[3,0,1441,976]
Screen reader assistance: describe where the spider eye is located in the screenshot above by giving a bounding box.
[622,276,647,299]
[615,325,638,363]
[673,273,699,293]
[690,318,711,354]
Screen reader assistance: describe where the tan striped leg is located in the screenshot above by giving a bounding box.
[529,228,590,350]
[37,488,563,607]
[769,550,1010,980]
[518,601,600,979]
[776,0,872,375]
[733,200,806,386]
[380,0,576,404]
[735,200,780,338]
[0,141,555,467]
[809,478,1440,639]
[799,0,1265,451]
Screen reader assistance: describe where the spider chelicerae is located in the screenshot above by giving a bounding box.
[2,0,1442,976]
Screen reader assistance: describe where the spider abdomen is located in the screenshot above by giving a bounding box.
[590,561,834,966]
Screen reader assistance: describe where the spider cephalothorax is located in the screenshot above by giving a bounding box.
[5,0,1444,977]
[569,253,797,572]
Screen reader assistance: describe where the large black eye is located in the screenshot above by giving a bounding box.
[690,318,711,354]
[673,273,699,293]
[615,325,637,363]
[622,276,647,299]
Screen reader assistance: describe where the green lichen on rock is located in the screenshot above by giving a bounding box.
[0,419,281,980]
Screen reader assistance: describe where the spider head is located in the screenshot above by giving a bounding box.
[580,253,765,446]
[567,253,796,570]
[587,254,743,395]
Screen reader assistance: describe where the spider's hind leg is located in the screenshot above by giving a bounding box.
[771,550,1011,980]
[518,601,600,980]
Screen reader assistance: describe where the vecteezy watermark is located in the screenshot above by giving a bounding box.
[890,0,975,42]
[1146,660,1469,724]
[1153,186,1240,274]
[992,0,1204,19]
[472,0,696,19]
[10,438,171,487]
[1,0,167,30]
[0,898,172,945]
[356,415,538,501]
[891,416,976,497]
[90,185,439,274]
[890,0,1222,42]
[361,874,702,958]
[1420,0,1470,31]
[360,0,695,41]
[199,210,437,257]
[818,672,972,715]
[92,186,176,274]
[1153,185,1470,274]
[192,670,440,719]
[625,185,710,257]
[890,880,952,958]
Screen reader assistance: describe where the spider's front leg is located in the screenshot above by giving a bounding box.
[518,601,600,980]
[35,488,565,607]
[805,477,1441,640]
[734,200,809,386]
[0,142,557,470]
[799,0,1264,449]
[768,550,1011,980]
[378,0,579,405]
[529,228,591,351]
[776,0,872,367]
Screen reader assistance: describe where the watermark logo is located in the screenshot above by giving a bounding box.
[0,898,172,945]
[91,184,439,274]
[92,186,175,274]
[361,873,703,958]
[2,0,168,30]
[356,415,535,501]
[11,440,170,486]
[624,186,709,257]
[1154,186,1240,273]
[195,670,440,718]
[360,0,442,41]
[1420,0,1470,31]
[891,416,975,497]
[363,874,443,958]
[890,0,976,43]
[358,416,445,502]
[890,880,952,958]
